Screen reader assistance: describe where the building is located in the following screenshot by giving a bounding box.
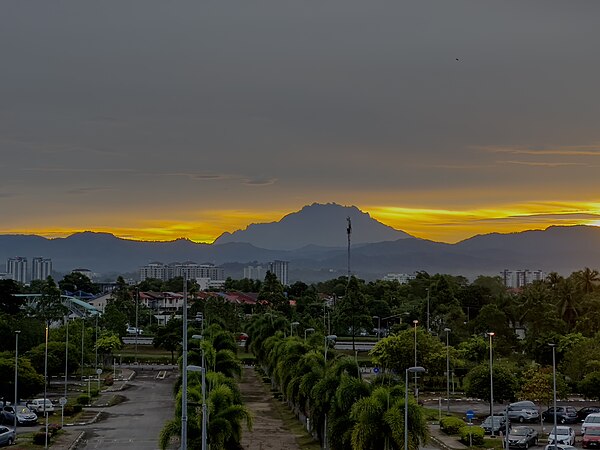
[7,257,27,284]
[269,260,289,286]
[31,257,52,281]
[382,273,416,284]
[244,265,265,281]
[139,261,225,285]
[72,268,95,281]
[501,269,545,289]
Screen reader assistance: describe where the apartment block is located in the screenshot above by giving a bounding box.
[7,257,27,284]
[32,257,53,281]
[501,269,545,288]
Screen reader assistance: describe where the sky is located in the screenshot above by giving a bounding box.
[2,1,600,244]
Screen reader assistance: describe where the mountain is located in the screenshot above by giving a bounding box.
[1,205,600,282]
[213,202,413,250]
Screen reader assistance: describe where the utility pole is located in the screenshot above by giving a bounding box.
[346,217,355,354]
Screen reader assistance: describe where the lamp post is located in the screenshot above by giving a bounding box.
[181,274,189,450]
[191,334,207,450]
[44,322,49,449]
[323,334,336,450]
[81,315,85,382]
[94,312,98,375]
[63,316,69,428]
[444,327,451,414]
[135,288,139,365]
[405,366,426,450]
[373,316,380,341]
[290,321,299,337]
[14,330,20,437]
[487,332,495,437]
[549,343,557,450]
[413,320,419,400]
[304,328,315,341]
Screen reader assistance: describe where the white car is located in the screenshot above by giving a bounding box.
[545,445,576,450]
[548,426,576,446]
[126,326,143,335]
[26,399,55,415]
[583,413,600,435]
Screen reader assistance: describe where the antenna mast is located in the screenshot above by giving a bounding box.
[346,217,352,281]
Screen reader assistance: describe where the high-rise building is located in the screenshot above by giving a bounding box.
[7,257,28,284]
[32,257,52,281]
[244,265,265,281]
[501,269,544,288]
[139,261,225,283]
[269,260,289,286]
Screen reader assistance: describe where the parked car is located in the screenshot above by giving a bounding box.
[0,426,15,447]
[126,326,143,335]
[542,407,578,424]
[583,414,600,435]
[3,405,38,425]
[548,426,576,446]
[544,445,576,450]
[508,426,539,449]
[26,399,55,415]
[508,401,540,423]
[0,412,12,427]
[481,415,509,435]
[583,427,600,448]
[579,408,600,423]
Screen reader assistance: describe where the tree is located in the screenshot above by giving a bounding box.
[0,280,24,315]
[26,341,79,383]
[95,332,123,366]
[59,272,100,294]
[0,356,44,401]
[154,319,182,364]
[464,363,518,403]
[579,372,600,400]
[518,366,568,406]
[102,302,128,337]
[36,277,68,323]
[332,277,372,345]
[258,271,289,314]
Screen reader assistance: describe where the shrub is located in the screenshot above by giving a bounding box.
[33,432,50,445]
[91,388,99,397]
[104,375,114,386]
[459,425,485,446]
[440,416,467,435]
[48,423,62,436]
[77,394,90,405]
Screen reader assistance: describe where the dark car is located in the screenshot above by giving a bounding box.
[0,411,12,426]
[579,407,600,423]
[508,426,539,449]
[542,407,578,424]
[481,415,509,435]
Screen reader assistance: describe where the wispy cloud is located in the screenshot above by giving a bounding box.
[65,186,114,195]
[476,144,600,156]
[242,177,277,186]
[500,160,587,167]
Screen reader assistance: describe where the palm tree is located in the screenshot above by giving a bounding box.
[206,383,253,449]
[575,267,600,295]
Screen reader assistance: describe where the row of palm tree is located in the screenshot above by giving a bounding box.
[247,313,429,450]
[159,324,253,450]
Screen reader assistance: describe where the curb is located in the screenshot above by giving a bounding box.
[68,431,85,450]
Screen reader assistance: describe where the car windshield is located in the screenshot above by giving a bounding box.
[484,417,504,424]
[551,427,570,436]
[586,429,600,436]
[589,417,600,423]
[18,407,32,414]
[566,407,576,413]
[512,429,529,436]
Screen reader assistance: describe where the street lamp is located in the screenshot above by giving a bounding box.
[323,334,337,450]
[413,320,419,400]
[324,334,337,363]
[191,334,208,450]
[304,328,315,341]
[14,330,20,437]
[444,327,451,414]
[44,322,49,449]
[63,316,69,428]
[487,332,495,437]
[181,274,189,450]
[290,321,299,337]
[405,366,426,450]
[549,343,557,450]
[372,316,380,341]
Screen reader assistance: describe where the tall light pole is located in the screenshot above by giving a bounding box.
[181,274,189,450]
[135,288,139,365]
[549,343,557,450]
[487,332,495,437]
[444,327,451,414]
[413,320,419,400]
[191,334,207,450]
[63,316,69,428]
[94,312,98,375]
[373,316,380,341]
[14,330,20,437]
[81,315,85,382]
[323,334,336,450]
[405,366,426,450]
[290,321,299,337]
[304,328,315,341]
[44,322,49,449]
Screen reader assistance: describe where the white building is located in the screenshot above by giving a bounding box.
[31,257,52,281]
[244,265,265,281]
[139,261,225,285]
[7,257,27,284]
[382,273,416,284]
[139,262,166,281]
[269,260,289,286]
[501,269,545,288]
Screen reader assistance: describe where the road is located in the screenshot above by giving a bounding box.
[76,368,177,449]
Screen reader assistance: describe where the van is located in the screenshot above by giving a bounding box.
[582,413,600,435]
[507,401,540,423]
[26,399,55,415]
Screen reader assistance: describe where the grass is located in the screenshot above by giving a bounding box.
[269,398,322,450]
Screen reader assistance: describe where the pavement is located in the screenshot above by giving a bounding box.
[44,368,137,450]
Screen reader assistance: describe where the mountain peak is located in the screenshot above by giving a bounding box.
[214,203,412,250]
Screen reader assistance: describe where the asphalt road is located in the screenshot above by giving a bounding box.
[77,369,177,449]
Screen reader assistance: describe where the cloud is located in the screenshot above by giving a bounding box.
[242,177,277,186]
[500,160,587,167]
[66,186,114,195]
[476,144,600,156]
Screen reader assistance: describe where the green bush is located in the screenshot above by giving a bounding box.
[48,423,62,436]
[91,388,99,397]
[77,394,90,405]
[440,416,467,435]
[459,425,485,446]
